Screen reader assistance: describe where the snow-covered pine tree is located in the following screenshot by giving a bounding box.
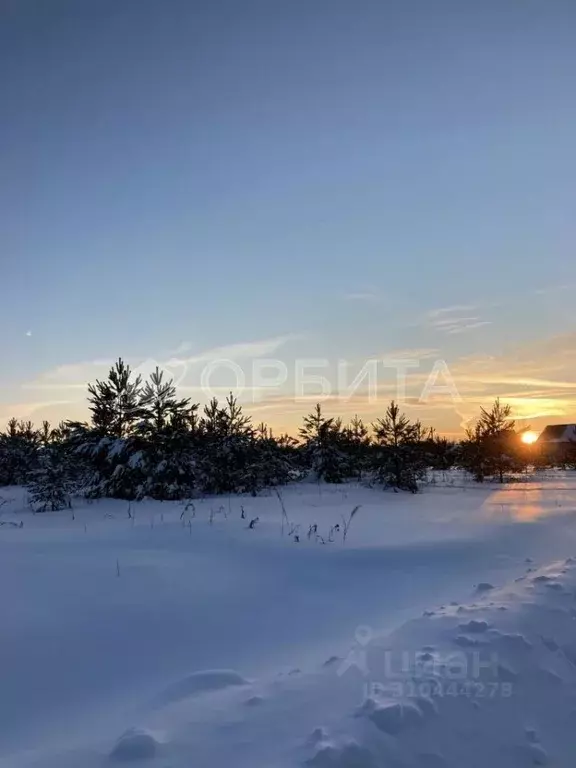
[134,368,198,499]
[240,423,293,494]
[0,418,40,486]
[71,359,147,498]
[195,394,254,494]
[27,445,73,512]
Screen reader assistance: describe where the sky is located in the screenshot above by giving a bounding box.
[1,0,576,436]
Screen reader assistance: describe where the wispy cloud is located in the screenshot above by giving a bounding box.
[165,334,298,368]
[23,360,115,390]
[167,341,193,355]
[426,305,491,335]
[22,335,299,393]
[444,320,492,335]
[427,304,477,319]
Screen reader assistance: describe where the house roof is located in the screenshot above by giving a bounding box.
[537,424,576,443]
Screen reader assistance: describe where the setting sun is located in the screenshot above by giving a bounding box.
[521,431,539,445]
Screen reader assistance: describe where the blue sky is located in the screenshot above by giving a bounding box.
[2,0,576,435]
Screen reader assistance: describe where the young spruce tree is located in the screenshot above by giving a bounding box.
[372,401,425,492]
[299,403,348,483]
[27,444,73,512]
[135,367,197,499]
[458,398,524,483]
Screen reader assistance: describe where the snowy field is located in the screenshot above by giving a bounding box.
[3,476,576,767]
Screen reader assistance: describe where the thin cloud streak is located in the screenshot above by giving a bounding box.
[427,304,477,319]
[23,335,299,392]
[424,304,491,335]
[445,320,492,335]
[165,334,298,368]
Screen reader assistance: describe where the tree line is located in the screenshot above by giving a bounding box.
[0,358,559,511]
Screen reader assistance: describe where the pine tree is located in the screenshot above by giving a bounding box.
[372,401,425,491]
[0,418,40,485]
[342,414,371,480]
[39,420,58,446]
[139,368,194,435]
[427,435,457,472]
[195,394,255,494]
[134,368,197,499]
[299,404,347,483]
[458,399,524,482]
[27,445,73,512]
[78,359,147,498]
[241,424,294,493]
[59,419,108,497]
[87,358,144,438]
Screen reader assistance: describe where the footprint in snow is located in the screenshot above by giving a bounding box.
[475,582,494,593]
[544,581,564,591]
[245,694,264,707]
[153,669,249,706]
[458,619,489,633]
[307,726,328,745]
[307,740,376,767]
[490,631,532,650]
[454,635,482,648]
[514,743,548,766]
[356,697,435,735]
[109,729,158,762]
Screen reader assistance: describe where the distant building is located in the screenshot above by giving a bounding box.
[537,424,576,460]
[537,424,576,444]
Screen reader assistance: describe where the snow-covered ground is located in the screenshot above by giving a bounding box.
[2,476,576,767]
